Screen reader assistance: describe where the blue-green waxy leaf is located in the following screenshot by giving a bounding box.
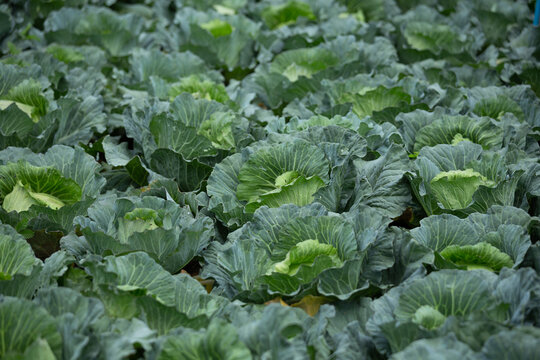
[493,267,540,325]
[130,49,213,83]
[395,270,500,328]
[207,152,251,228]
[341,86,411,120]
[403,22,475,55]
[0,297,62,358]
[149,116,217,160]
[0,6,12,39]
[158,319,252,360]
[50,97,107,146]
[391,335,476,360]
[34,287,106,360]
[481,327,540,360]
[0,250,73,299]
[0,224,37,280]
[149,149,213,192]
[0,103,36,144]
[473,96,525,122]
[351,143,411,218]
[411,214,476,252]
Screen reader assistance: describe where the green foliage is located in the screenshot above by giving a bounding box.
[0,0,538,358]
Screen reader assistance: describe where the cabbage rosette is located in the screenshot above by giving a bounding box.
[0,145,105,239]
[202,204,368,302]
[410,206,533,272]
[407,141,523,216]
[207,139,331,227]
[366,269,508,355]
[65,194,214,273]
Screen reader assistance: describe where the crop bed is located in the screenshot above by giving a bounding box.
[0,0,539,359]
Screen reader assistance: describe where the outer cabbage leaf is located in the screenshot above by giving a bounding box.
[158,319,252,360]
[481,327,540,360]
[340,86,412,120]
[143,94,251,191]
[86,252,228,321]
[0,224,38,280]
[403,21,477,55]
[411,214,477,252]
[179,12,259,69]
[0,297,62,358]
[207,152,252,228]
[44,7,144,56]
[34,287,106,360]
[149,149,213,192]
[234,303,314,359]
[50,96,107,146]
[391,335,476,360]
[365,275,429,355]
[412,115,504,152]
[0,250,73,299]
[350,143,411,218]
[394,270,501,329]
[130,49,217,84]
[493,268,540,325]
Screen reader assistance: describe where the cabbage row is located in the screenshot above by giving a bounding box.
[0,0,539,359]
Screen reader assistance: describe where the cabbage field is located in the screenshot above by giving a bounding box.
[0,0,539,358]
